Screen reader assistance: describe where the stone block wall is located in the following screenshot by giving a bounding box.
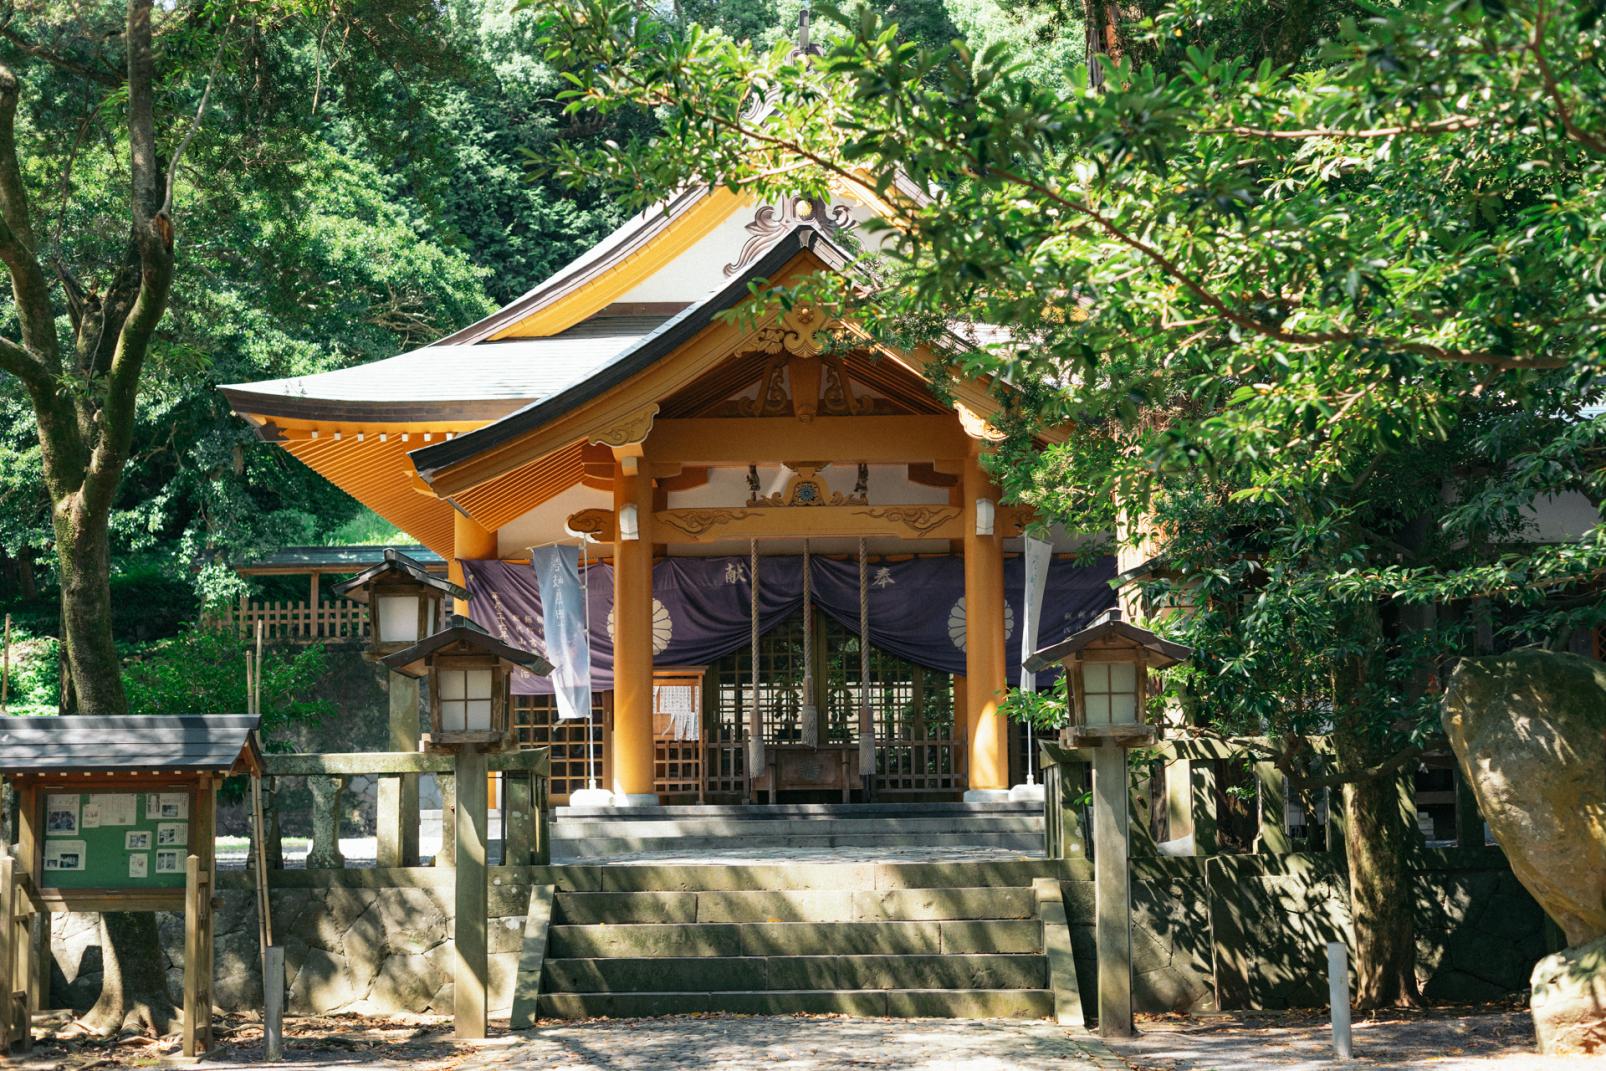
[1057,845,1548,1014]
[50,871,534,1019]
[46,848,1550,1019]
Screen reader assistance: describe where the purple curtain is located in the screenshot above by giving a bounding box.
[464,554,1115,695]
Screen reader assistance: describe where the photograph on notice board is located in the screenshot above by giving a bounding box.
[125,830,152,851]
[154,849,181,874]
[44,839,87,871]
[157,793,188,820]
[156,823,186,847]
[128,854,149,879]
[45,794,79,835]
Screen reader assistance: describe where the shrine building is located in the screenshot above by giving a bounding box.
[221,184,1116,806]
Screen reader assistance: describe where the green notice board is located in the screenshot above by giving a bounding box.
[41,788,192,889]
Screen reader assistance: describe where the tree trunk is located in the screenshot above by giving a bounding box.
[1339,751,1424,1009]
[83,913,175,1036]
[52,495,127,715]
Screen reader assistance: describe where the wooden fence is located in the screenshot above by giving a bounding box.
[202,597,370,645]
[1040,735,1486,860]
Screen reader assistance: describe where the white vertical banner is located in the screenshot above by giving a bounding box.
[532,545,592,721]
[1020,534,1054,693]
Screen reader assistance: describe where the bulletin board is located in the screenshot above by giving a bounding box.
[39,787,193,889]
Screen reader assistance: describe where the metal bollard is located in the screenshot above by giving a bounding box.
[1327,941,1352,1060]
[263,945,284,1062]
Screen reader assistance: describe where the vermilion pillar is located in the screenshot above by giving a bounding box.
[962,451,1009,797]
[611,457,658,804]
[450,511,498,618]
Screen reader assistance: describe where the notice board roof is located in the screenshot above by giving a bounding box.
[0,714,263,777]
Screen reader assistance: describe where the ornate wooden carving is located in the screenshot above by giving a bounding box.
[724,197,856,277]
[754,303,833,359]
[854,505,959,536]
[954,401,1007,442]
[565,508,616,542]
[655,508,749,538]
[819,356,859,416]
[589,404,660,448]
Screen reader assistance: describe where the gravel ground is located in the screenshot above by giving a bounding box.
[13,1006,1592,1071]
[13,1014,1118,1071]
[1108,1006,1598,1071]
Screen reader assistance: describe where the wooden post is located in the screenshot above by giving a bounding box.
[1091,743,1134,1038]
[0,854,15,1054]
[611,456,657,804]
[961,451,1008,797]
[377,673,421,867]
[1254,760,1291,853]
[263,945,284,1061]
[453,746,489,1039]
[183,854,204,1057]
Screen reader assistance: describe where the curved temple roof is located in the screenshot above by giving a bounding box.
[220,315,679,425]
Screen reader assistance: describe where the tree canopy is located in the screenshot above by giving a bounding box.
[529,0,1605,1005]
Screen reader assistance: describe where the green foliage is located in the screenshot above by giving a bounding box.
[532,0,1605,765]
[1,628,62,717]
[122,628,333,745]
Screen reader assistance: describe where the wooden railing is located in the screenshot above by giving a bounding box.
[202,596,370,645]
[258,749,551,869]
[0,855,41,1054]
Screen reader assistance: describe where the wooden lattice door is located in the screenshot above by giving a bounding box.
[653,667,706,801]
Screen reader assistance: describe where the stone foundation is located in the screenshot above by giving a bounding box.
[47,848,1548,1018]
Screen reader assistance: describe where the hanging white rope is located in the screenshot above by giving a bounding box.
[747,539,766,780]
[582,537,597,791]
[801,539,818,747]
[858,538,875,781]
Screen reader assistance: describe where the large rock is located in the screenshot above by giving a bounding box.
[1441,651,1606,947]
[1530,935,1606,1055]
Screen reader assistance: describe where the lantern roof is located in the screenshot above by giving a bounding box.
[1024,607,1191,672]
[330,547,466,604]
[380,614,552,679]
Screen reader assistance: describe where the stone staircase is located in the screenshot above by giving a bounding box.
[532,860,1077,1019]
[550,802,1044,862]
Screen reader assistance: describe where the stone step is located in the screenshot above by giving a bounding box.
[547,919,1044,959]
[551,816,1045,839]
[534,988,1055,1019]
[554,802,1041,820]
[553,831,1044,858]
[526,859,1080,892]
[553,886,1038,924]
[543,954,1048,993]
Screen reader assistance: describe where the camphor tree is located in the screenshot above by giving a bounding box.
[530,0,1605,1007]
[0,0,477,1034]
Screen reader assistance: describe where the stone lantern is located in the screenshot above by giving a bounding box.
[332,547,464,657]
[1026,605,1190,1041]
[381,615,551,749]
[1026,606,1191,748]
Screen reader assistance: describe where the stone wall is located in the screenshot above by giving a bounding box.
[1058,845,1548,1014]
[51,869,532,1019]
[46,847,1550,1019]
